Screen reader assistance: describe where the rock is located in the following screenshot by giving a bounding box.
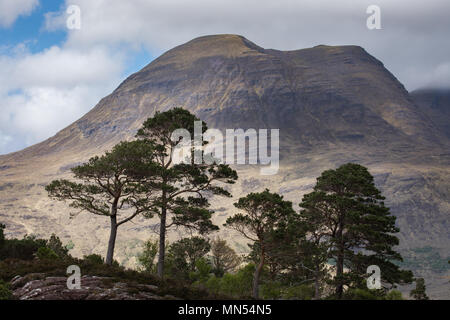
[139,284,158,292]
[11,274,175,300]
[162,294,181,300]
[10,273,46,290]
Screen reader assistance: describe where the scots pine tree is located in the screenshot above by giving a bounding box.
[46,140,157,265]
[224,189,296,299]
[136,108,238,277]
[410,278,429,300]
[299,163,413,299]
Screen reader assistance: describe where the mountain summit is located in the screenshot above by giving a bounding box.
[3,35,445,163]
[0,35,448,298]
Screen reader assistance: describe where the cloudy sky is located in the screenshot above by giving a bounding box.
[0,0,449,155]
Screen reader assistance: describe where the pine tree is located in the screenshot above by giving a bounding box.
[210,237,242,276]
[299,163,413,299]
[166,236,211,279]
[46,140,156,265]
[136,108,238,277]
[224,189,296,299]
[410,278,429,300]
[137,238,159,273]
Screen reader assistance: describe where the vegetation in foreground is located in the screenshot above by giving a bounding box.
[0,231,230,300]
[0,226,423,300]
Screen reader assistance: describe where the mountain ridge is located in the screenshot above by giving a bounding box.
[2,35,447,163]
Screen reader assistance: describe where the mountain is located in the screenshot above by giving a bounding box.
[0,35,449,298]
[411,88,450,140]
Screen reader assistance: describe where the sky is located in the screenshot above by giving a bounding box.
[0,0,449,155]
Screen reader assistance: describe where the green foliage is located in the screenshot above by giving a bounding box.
[166,237,211,280]
[205,275,221,293]
[190,258,213,284]
[260,281,284,299]
[137,238,158,273]
[46,140,157,265]
[343,288,380,300]
[385,290,404,300]
[47,234,70,258]
[410,278,429,300]
[283,284,315,300]
[36,247,59,260]
[340,288,404,300]
[226,190,296,239]
[259,281,315,300]
[0,234,47,261]
[0,279,12,300]
[83,254,105,265]
[225,189,297,298]
[0,227,71,262]
[204,264,255,298]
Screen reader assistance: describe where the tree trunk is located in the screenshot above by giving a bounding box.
[252,247,265,299]
[335,222,344,299]
[157,192,167,278]
[336,251,344,299]
[106,214,117,265]
[314,265,321,300]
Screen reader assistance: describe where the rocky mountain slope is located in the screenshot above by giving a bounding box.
[411,88,450,140]
[0,35,448,298]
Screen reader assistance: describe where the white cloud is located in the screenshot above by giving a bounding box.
[0,44,123,154]
[8,46,123,89]
[42,0,450,91]
[0,131,12,151]
[405,62,450,90]
[0,0,39,27]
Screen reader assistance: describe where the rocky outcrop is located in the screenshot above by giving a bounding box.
[10,274,180,300]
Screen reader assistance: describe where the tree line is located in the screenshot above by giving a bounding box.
[44,108,416,299]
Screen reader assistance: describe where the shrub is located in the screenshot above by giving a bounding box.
[166,237,211,280]
[36,247,59,260]
[260,281,284,299]
[137,238,158,273]
[344,288,379,300]
[283,284,315,300]
[47,234,70,258]
[0,280,13,300]
[190,258,213,284]
[204,263,254,298]
[205,276,221,294]
[83,254,105,265]
[0,235,47,260]
[385,290,404,300]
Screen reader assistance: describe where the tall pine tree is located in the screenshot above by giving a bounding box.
[136,108,238,277]
[46,140,156,265]
[225,189,296,299]
[299,163,412,298]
